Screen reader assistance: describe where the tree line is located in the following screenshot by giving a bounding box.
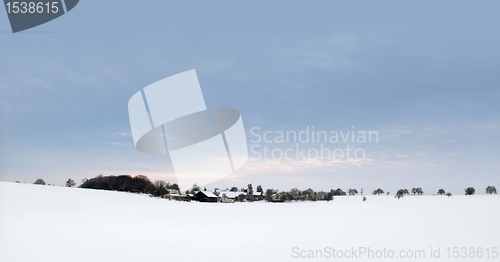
[30,176,497,201]
[79,174,180,197]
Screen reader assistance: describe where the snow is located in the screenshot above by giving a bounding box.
[0,181,499,261]
[220,191,246,198]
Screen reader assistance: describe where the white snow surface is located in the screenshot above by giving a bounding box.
[1,181,499,261]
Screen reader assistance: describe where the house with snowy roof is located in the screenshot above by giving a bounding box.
[192,191,219,202]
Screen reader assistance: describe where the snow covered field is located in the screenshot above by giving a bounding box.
[1,181,499,262]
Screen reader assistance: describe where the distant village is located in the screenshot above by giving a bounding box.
[164,185,274,203]
[30,174,497,203]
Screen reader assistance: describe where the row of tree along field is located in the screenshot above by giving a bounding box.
[32,175,179,197]
[29,175,498,202]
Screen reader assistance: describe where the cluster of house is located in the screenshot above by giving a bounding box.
[161,189,276,203]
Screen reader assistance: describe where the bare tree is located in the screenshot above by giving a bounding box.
[66,179,75,187]
[190,183,200,194]
[34,179,46,185]
[153,180,168,189]
[247,184,254,202]
[465,187,475,196]
[486,186,497,195]
[264,189,275,202]
[332,188,346,196]
[395,189,405,199]
[412,187,423,195]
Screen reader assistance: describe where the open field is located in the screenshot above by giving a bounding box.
[1,181,499,261]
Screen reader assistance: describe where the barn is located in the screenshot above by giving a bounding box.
[192,191,219,202]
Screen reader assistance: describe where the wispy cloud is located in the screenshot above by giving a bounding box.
[270,34,360,72]
[108,142,133,146]
[239,158,375,175]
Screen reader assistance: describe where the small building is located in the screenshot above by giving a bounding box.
[192,191,219,202]
[219,192,245,203]
[249,191,264,201]
[271,194,284,202]
[219,193,235,203]
[163,193,191,201]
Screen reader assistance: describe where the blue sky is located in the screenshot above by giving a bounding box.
[1,0,499,194]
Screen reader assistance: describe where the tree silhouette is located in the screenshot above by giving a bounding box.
[465,187,475,196]
[168,183,180,191]
[264,189,275,202]
[34,179,46,185]
[190,183,200,194]
[289,188,300,200]
[247,184,254,201]
[79,174,155,194]
[486,186,497,194]
[372,188,384,195]
[332,188,346,196]
[66,179,75,187]
[395,189,406,199]
[412,187,423,195]
[437,189,445,195]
